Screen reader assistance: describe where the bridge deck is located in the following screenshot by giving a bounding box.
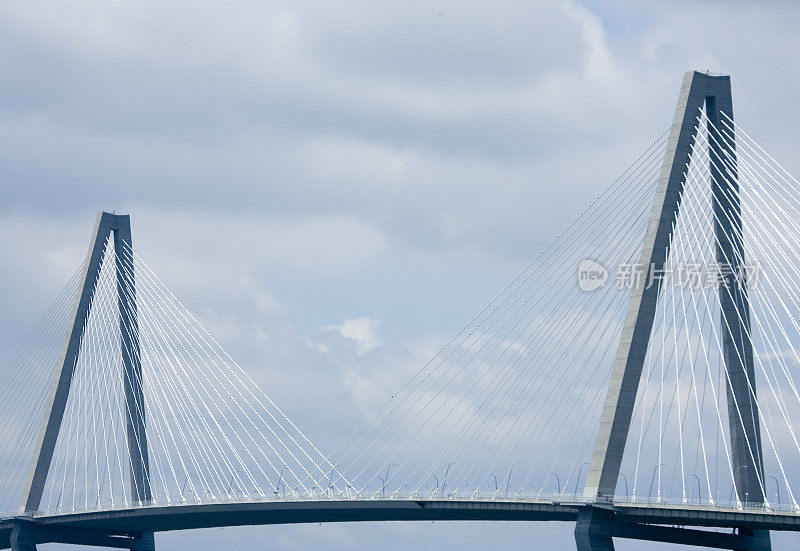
[1,498,799,548]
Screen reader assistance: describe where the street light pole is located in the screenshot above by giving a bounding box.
[574,462,589,498]
[441,462,456,498]
[689,474,702,504]
[487,473,498,494]
[618,474,628,500]
[384,463,398,498]
[768,475,781,507]
[543,472,561,495]
[505,461,521,498]
[427,474,439,497]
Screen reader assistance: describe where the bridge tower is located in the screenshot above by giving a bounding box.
[576,71,770,550]
[15,212,154,551]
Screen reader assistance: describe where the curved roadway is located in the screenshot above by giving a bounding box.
[2,498,800,548]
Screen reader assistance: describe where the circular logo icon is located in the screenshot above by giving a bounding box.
[578,259,608,292]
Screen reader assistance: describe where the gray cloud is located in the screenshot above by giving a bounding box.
[2,0,800,549]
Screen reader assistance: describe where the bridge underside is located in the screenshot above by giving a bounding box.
[1,500,799,550]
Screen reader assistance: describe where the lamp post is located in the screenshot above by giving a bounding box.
[275,468,290,497]
[543,472,561,495]
[441,462,456,498]
[689,474,702,504]
[504,461,522,498]
[618,474,629,500]
[181,472,197,499]
[487,473,498,494]
[427,474,439,496]
[574,462,590,498]
[384,463,398,498]
[768,475,781,507]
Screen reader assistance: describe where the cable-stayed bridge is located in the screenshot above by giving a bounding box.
[2,70,800,550]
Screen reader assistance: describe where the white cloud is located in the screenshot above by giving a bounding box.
[320,317,384,356]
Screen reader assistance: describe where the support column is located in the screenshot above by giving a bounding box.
[580,71,769,550]
[10,519,37,551]
[22,212,116,513]
[583,71,710,501]
[575,505,768,550]
[574,507,615,551]
[707,96,765,508]
[115,218,151,506]
[21,212,152,522]
[707,83,769,551]
[9,517,154,550]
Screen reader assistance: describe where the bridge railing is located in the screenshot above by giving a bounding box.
[9,490,800,520]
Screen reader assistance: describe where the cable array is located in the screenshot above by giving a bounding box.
[330,132,670,499]
[16,238,350,515]
[620,107,800,512]
[329,110,800,509]
[4,108,800,516]
[0,269,83,514]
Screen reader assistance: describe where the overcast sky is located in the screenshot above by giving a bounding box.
[3,1,800,549]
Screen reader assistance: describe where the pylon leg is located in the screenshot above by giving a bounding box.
[21,212,151,514]
[132,532,156,551]
[574,508,614,551]
[10,520,37,551]
[736,529,770,551]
